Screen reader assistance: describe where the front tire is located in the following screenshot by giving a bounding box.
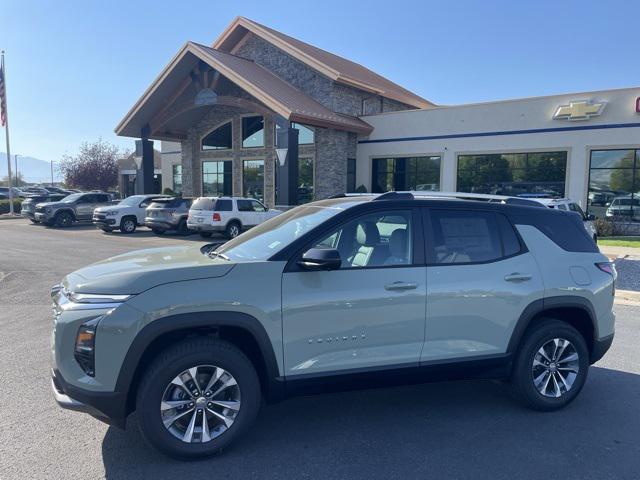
[512,319,589,411]
[120,216,137,234]
[225,221,241,239]
[136,338,261,459]
[54,211,74,228]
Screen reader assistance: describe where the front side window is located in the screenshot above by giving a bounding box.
[242,116,264,148]
[172,164,183,194]
[202,161,232,197]
[312,210,413,268]
[457,151,567,197]
[372,156,441,193]
[243,160,264,202]
[250,200,267,212]
[429,210,503,264]
[202,122,232,150]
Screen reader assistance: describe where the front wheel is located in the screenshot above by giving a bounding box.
[120,217,137,234]
[54,211,74,228]
[511,319,589,411]
[225,222,241,239]
[136,338,261,459]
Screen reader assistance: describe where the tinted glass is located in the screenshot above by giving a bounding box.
[243,160,264,202]
[202,122,232,150]
[429,210,502,264]
[312,210,413,268]
[172,164,183,194]
[457,152,567,197]
[191,197,216,210]
[298,158,314,205]
[202,161,232,197]
[372,156,441,193]
[496,213,521,257]
[250,200,266,212]
[149,198,183,209]
[292,122,314,144]
[215,199,232,211]
[242,116,264,148]
[237,199,252,212]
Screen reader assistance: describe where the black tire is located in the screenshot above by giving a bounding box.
[136,338,261,459]
[177,218,190,236]
[512,318,589,411]
[120,216,137,234]
[225,221,241,239]
[152,229,165,235]
[199,231,213,238]
[54,211,74,228]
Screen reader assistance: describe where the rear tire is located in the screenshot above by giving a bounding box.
[177,218,190,236]
[225,221,241,239]
[120,216,137,234]
[136,338,261,459]
[511,318,589,411]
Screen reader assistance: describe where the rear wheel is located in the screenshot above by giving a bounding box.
[512,319,589,411]
[120,216,137,234]
[54,211,73,228]
[177,219,190,236]
[136,338,261,459]
[225,221,241,239]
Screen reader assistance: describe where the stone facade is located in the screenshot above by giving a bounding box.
[172,31,415,206]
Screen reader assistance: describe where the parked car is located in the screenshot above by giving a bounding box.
[605,196,640,221]
[51,192,615,459]
[187,196,281,239]
[21,186,50,195]
[21,194,66,222]
[532,198,598,242]
[34,192,113,227]
[44,186,74,195]
[0,186,24,198]
[144,197,192,235]
[93,194,170,233]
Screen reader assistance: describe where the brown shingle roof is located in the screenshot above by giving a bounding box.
[214,17,435,109]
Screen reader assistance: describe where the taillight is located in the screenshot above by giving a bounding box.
[213,213,221,222]
[596,262,616,276]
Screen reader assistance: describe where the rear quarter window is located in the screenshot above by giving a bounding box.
[191,198,216,210]
[215,199,232,211]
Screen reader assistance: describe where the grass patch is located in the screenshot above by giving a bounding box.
[599,237,640,248]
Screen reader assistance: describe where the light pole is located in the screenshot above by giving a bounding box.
[14,154,18,188]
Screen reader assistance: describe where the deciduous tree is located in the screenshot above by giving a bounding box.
[59,139,122,191]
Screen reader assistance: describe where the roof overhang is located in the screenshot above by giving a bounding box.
[115,42,373,139]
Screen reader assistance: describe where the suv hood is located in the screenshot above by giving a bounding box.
[36,201,66,208]
[62,244,235,295]
[95,205,131,213]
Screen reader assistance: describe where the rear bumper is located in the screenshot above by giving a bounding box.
[51,369,127,429]
[590,333,614,364]
[187,222,225,232]
[144,219,177,231]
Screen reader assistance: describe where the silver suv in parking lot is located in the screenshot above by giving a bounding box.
[144,197,192,235]
[51,192,615,459]
[35,192,113,227]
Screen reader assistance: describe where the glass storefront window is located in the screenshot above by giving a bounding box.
[202,122,232,150]
[172,164,182,194]
[347,158,356,193]
[242,116,264,148]
[243,159,265,201]
[457,151,567,197]
[297,157,314,204]
[588,149,640,222]
[372,156,441,193]
[274,122,315,145]
[202,161,232,197]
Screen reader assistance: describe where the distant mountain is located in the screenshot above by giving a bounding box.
[0,153,62,183]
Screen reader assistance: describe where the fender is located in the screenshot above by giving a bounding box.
[506,295,597,353]
[114,311,284,406]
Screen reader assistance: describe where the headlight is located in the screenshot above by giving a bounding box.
[75,317,101,377]
[66,292,131,304]
[105,210,118,216]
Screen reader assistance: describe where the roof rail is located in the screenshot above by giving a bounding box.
[373,192,414,201]
[410,190,545,207]
[328,193,373,199]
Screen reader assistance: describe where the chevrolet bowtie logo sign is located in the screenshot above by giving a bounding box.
[553,100,605,121]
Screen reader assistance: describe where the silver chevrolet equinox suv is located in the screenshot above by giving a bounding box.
[51,192,616,459]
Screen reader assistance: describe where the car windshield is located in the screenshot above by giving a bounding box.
[62,193,84,203]
[119,195,147,206]
[214,204,347,261]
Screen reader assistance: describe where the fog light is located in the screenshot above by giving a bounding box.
[74,317,101,376]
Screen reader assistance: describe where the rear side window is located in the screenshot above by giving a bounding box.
[215,199,232,211]
[496,213,522,257]
[191,198,215,210]
[149,198,183,209]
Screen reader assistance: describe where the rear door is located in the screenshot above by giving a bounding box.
[236,199,256,227]
[250,199,270,225]
[74,194,95,220]
[422,208,544,362]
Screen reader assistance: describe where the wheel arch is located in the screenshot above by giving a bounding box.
[507,296,597,358]
[116,311,284,417]
[226,218,242,229]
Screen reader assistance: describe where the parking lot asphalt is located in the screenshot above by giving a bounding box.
[1,218,639,480]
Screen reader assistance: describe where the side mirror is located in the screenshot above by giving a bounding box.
[297,248,342,271]
[587,214,596,221]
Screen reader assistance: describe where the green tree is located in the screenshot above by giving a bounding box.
[59,139,122,191]
[609,154,635,192]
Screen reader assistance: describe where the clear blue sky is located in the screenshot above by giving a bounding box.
[2,0,639,162]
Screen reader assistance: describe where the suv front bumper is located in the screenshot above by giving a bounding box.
[51,368,127,429]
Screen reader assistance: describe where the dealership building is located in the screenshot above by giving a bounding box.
[116,16,640,219]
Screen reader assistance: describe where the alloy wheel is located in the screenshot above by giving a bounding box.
[532,338,580,398]
[160,365,241,443]
[123,219,135,233]
[229,224,240,238]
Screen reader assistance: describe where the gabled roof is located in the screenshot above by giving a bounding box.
[115,42,373,138]
[214,17,435,110]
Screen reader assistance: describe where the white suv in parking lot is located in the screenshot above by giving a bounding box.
[93,194,169,233]
[187,196,281,239]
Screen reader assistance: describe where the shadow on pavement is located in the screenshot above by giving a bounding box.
[101,366,640,479]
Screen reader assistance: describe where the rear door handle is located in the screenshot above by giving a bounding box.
[385,281,418,291]
[504,273,532,282]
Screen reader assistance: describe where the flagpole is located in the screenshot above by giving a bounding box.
[1,51,14,215]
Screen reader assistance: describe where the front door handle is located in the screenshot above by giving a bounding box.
[385,281,418,291]
[504,273,532,282]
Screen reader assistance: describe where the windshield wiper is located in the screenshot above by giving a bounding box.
[208,250,230,261]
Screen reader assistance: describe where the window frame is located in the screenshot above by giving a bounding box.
[241,115,265,149]
[422,208,526,266]
[202,160,233,197]
[285,206,425,272]
[201,121,233,151]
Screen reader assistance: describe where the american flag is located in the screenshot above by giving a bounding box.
[0,66,7,127]
[0,63,6,127]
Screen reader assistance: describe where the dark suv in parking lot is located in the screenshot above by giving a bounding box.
[144,197,192,235]
[21,194,66,222]
[35,192,113,227]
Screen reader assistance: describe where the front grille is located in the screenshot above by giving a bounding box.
[93,213,106,220]
[36,205,47,213]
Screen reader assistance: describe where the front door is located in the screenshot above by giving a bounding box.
[282,208,426,377]
[74,194,95,220]
[422,208,544,362]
